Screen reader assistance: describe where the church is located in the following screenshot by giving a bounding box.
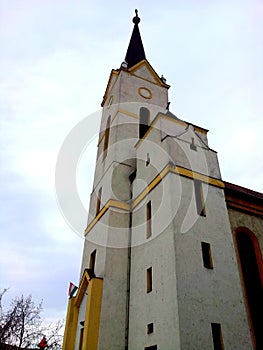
[62,11,263,350]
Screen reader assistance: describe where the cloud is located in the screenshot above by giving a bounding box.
[0,0,262,327]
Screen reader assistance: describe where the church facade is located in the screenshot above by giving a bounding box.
[62,11,263,350]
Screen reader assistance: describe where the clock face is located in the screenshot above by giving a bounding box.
[107,95,114,108]
[138,87,152,99]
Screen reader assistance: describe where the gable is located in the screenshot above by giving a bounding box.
[132,64,157,83]
[129,60,169,87]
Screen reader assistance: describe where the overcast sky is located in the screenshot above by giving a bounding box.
[0,1,262,325]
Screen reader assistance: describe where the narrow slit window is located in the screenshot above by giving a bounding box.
[190,137,197,151]
[211,323,224,350]
[89,249,96,271]
[146,201,152,238]
[201,242,213,269]
[145,346,157,350]
[139,107,150,139]
[129,170,136,200]
[147,323,154,334]
[78,327,84,350]
[146,153,150,166]
[147,267,152,293]
[96,188,102,216]
[103,116,111,159]
[194,180,206,216]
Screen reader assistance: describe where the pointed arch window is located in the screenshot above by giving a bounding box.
[103,116,111,160]
[235,228,263,348]
[139,107,150,139]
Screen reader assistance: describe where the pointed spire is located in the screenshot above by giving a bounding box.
[125,9,146,68]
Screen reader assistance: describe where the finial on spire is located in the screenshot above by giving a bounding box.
[133,9,140,24]
[125,9,145,68]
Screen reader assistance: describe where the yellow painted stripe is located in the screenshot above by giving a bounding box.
[85,199,130,235]
[108,199,130,210]
[84,164,224,235]
[101,70,119,107]
[132,164,170,208]
[172,165,225,188]
[117,108,139,119]
[62,297,78,350]
[63,270,103,350]
[83,278,103,350]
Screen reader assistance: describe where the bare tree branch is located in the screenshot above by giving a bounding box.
[0,290,63,349]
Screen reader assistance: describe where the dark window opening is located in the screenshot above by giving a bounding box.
[211,323,224,350]
[236,230,263,348]
[96,188,102,216]
[129,170,137,200]
[190,137,197,151]
[147,267,152,293]
[103,116,111,159]
[146,153,150,166]
[146,201,152,238]
[78,327,84,350]
[201,242,213,269]
[147,323,154,334]
[194,180,206,216]
[139,107,150,139]
[145,346,157,350]
[89,249,96,271]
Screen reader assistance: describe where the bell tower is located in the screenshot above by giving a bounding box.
[63,11,256,350]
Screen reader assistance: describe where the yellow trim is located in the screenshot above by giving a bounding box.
[172,166,225,188]
[82,278,103,350]
[84,164,224,236]
[108,199,130,210]
[102,60,170,106]
[63,270,103,350]
[98,107,207,149]
[97,132,105,147]
[132,164,170,208]
[136,113,207,149]
[75,269,91,308]
[85,205,108,234]
[117,108,139,120]
[85,199,130,235]
[101,70,119,107]
[138,87,152,99]
[62,297,78,350]
[128,60,170,88]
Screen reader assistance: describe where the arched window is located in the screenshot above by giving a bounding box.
[235,228,263,348]
[139,107,150,139]
[103,116,111,159]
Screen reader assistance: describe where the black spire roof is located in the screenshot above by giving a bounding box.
[125,10,146,68]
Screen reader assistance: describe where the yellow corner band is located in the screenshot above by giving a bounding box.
[84,164,224,236]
